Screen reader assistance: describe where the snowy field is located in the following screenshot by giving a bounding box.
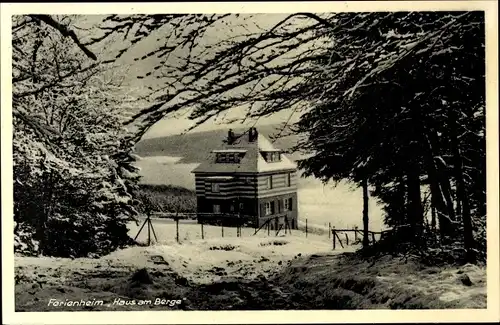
[126,217,357,283]
[15,219,356,291]
[14,217,485,311]
[134,155,386,232]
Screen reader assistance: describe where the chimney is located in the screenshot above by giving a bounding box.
[248,127,258,142]
[227,129,235,145]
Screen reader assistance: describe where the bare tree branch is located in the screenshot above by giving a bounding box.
[29,14,97,60]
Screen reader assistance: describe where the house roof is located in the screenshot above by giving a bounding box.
[191,129,297,174]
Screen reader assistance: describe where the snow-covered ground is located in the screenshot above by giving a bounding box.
[16,220,352,287]
[126,219,355,283]
[15,219,486,311]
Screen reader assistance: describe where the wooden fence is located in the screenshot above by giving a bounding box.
[135,212,249,244]
[136,211,400,249]
[253,215,293,236]
[330,226,405,250]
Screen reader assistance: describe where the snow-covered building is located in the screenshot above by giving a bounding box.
[191,127,298,229]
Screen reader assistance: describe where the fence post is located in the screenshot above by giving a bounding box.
[345,233,349,246]
[150,217,158,243]
[306,219,308,238]
[332,227,336,250]
[328,222,331,238]
[147,216,151,246]
[267,221,270,236]
[221,224,224,237]
[176,218,179,243]
[336,232,345,249]
[354,226,358,241]
[371,232,375,244]
[201,223,204,240]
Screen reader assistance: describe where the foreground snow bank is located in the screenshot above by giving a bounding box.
[14,225,486,311]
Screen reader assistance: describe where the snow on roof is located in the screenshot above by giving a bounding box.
[192,130,297,174]
[212,149,248,153]
[254,133,281,151]
[257,151,296,172]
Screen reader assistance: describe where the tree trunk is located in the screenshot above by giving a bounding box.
[478,191,486,218]
[426,157,451,238]
[448,109,475,262]
[437,170,457,235]
[456,190,462,220]
[362,177,369,248]
[431,205,437,231]
[423,130,456,240]
[38,174,49,255]
[406,163,424,242]
[37,166,56,256]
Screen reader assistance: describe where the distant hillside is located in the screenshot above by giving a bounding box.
[134,124,304,163]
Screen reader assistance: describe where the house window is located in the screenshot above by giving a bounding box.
[285,173,291,187]
[216,153,227,163]
[266,176,273,189]
[283,198,293,211]
[265,202,272,215]
[230,204,235,212]
[239,202,244,211]
[217,152,244,164]
[284,198,290,211]
[263,152,281,162]
[211,183,220,192]
[213,204,221,213]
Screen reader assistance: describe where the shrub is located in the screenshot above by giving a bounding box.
[42,213,133,258]
[14,222,39,256]
[13,130,139,258]
[259,240,289,246]
[209,244,236,251]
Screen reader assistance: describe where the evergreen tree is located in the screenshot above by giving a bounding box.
[13,15,141,257]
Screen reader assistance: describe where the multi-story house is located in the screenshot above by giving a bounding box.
[191,127,298,229]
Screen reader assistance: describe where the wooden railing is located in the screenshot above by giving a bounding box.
[330,225,411,250]
[253,215,293,236]
[135,211,252,245]
[140,211,410,250]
